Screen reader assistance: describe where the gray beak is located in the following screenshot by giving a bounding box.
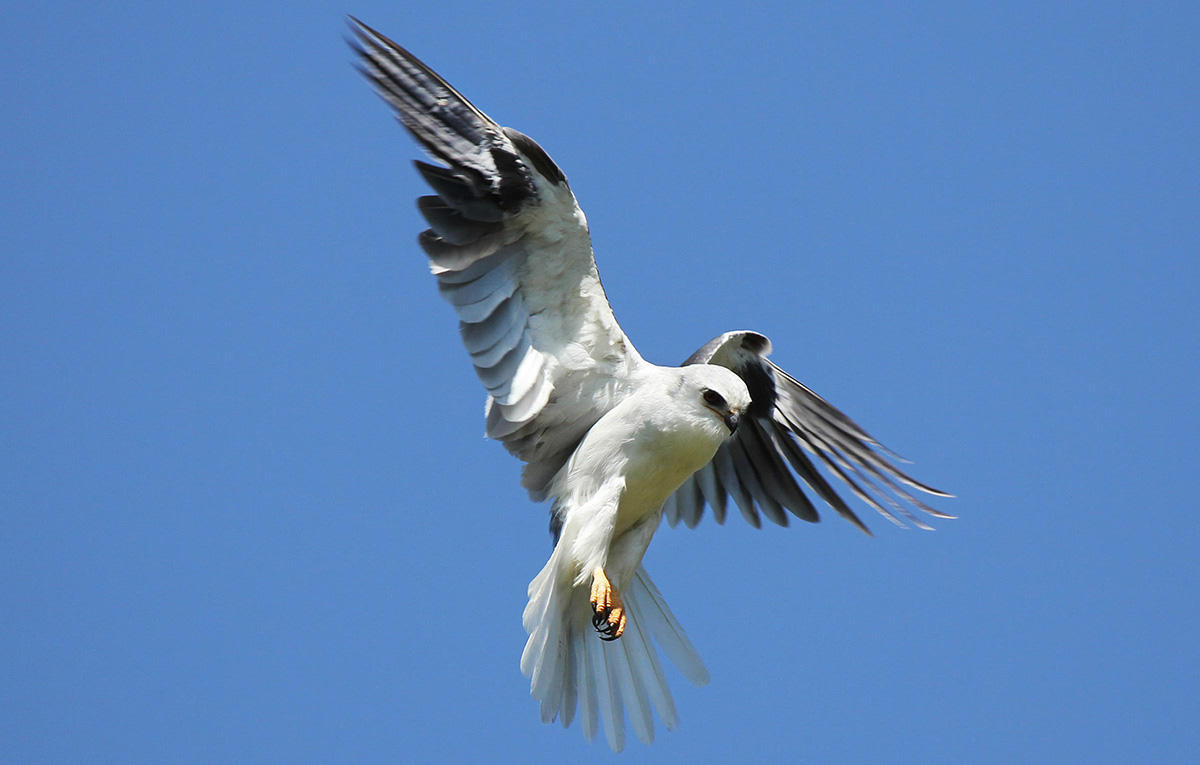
[723,411,740,434]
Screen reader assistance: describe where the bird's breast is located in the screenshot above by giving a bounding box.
[614,421,725,535]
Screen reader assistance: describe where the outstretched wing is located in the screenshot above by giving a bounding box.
[662,331,952,533]
[350,19,643,497]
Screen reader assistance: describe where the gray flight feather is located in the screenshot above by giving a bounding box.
[664,330,952,534]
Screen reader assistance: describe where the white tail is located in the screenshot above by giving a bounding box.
[521,562,709,752]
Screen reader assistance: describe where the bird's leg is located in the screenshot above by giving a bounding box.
[589,566,626,641]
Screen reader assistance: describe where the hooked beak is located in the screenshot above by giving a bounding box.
[723,411,740,434]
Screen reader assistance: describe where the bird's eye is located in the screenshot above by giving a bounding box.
[702,388,726,408]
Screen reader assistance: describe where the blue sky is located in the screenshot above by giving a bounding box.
[3,2,1197,762]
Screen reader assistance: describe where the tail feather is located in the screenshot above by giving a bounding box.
[588,620,624,751]
[630,568,710,687]
[521,563,708,752]
[622,597,678,732]
[558,636,578,729]
[574,623,597,739]
[521,567,569,722]
[609,629,654,745]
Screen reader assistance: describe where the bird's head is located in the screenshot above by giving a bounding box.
[679,364,751,435]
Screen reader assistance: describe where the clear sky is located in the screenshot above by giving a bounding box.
[3,2,1197,763]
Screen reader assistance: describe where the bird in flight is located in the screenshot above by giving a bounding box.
[349,18,951,753]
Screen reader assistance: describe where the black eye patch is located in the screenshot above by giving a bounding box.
[701,388,726,408]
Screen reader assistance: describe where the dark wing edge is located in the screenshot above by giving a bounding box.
[350,19,642,504]
[663,331,953,534]
[349,17,541,214]
[349,18,553,421]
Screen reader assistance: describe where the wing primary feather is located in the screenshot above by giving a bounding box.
[661,493,680,527]
[776,368,951,502]
[673,475,703,529]
[803,409,948,500]
[711,445,760,528]
[774,388,949,528]
[727,436,788,526]
[742,419,819,523]
[413,161,505,222]
[417,195,503,245]
[769,360,879,442]
[788,422,910,528]
[785,406,948,524]
[352,19,539,224]
[766,419,870,534]
[350,21,498,156]
[693,465,727,525]
[418,229,503,272]
[828,446,947,527]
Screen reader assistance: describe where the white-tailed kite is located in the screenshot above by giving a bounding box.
[350,18,951,753]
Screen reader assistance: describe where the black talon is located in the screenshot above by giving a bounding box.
[592,604,621,640]
[590,585,626,640]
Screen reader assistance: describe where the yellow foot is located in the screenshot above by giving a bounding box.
[589,567,626,641]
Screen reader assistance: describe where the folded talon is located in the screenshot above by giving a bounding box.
[589,566,626,640]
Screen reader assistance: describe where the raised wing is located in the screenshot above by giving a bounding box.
[350,19,643,497]
[662,331,952,533]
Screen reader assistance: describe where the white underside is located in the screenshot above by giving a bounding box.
[521,557,709,752]
[518,364,746,751]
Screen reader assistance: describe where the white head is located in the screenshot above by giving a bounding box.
[675,364,751,436]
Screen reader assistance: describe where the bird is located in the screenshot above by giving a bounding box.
[349,18,951,753]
